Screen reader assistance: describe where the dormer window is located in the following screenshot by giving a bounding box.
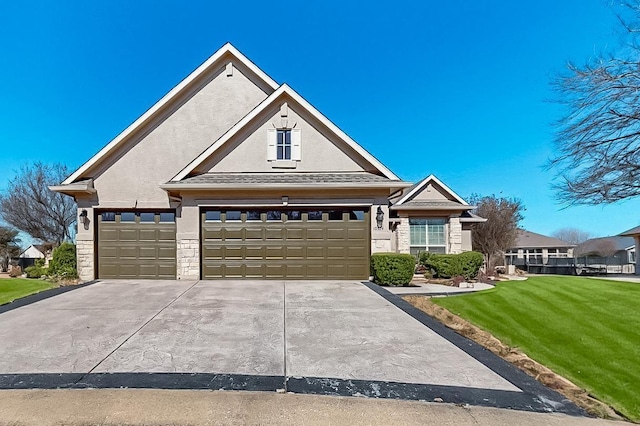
[277,129,292,160]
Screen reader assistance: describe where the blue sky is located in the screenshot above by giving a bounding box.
[1,0,638,241]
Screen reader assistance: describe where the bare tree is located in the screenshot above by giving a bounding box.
[551,227,591,245]
[0,226,21,272]
[575,238,618,258]
[0,162,76,244]
[549,1,640,205]
[469,195,525,269]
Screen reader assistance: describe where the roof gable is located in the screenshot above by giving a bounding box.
[172,84,400,181]
[62,43,279,185]
[393,175,468,206]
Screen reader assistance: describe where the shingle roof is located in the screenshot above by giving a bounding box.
[577,236,635,253]
[164,172,402,186]
[620,225,640,236]
[512,229,575,248]
[390,200,471,210]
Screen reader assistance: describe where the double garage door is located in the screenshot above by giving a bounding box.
[96,208,370,280]
[201,208,370,279]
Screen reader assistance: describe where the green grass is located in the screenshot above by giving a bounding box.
[0,278,56,305]
[433,276,640,421]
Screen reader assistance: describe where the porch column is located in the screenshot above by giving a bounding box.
[75,204,95,281]
[176,201,200,280]
[397,217,410,254]
[448,216,462,254]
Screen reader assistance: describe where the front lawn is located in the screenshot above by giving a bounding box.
[0,278,56,305]
[432,276,640,422]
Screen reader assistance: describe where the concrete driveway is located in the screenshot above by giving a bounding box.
[0,280,581,415]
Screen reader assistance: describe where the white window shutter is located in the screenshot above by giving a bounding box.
[267,128,276,161]
[291,128,301,161]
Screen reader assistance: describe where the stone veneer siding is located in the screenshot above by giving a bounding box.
[448,217,462,254]
[177,239,200,279]
[397,217,410,254]
[76,240,94,281]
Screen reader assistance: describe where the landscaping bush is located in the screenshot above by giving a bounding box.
[457,251,484,280]
[423,251,484,280]
[370,252,415,286]
[24,265,47,279]
[48,242,78,278]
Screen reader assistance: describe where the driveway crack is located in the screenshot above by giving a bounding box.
[80,280,200,377]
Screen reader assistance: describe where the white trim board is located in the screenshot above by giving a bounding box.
[62,43,279,185]
[172,84,400,181]
[394,174,469,206]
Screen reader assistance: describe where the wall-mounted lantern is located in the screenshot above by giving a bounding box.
[376,206,384,229]
[79,209,89,227]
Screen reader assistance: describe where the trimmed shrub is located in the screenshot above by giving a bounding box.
[49,242,78,278]
[423,251,484,280]
[25,265,47,279]
[457,251,484,280]
[371,252,415,286]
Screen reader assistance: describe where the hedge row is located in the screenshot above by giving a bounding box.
[420,251,483,280]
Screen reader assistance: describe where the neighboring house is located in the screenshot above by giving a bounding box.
[620,226,640,275]
[575,236,636,275]
[504,230,575,271]
[16,244,53,269]
[51,43,479,281]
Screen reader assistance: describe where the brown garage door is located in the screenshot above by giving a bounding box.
[201,209,370,279]
[97,211,177,279]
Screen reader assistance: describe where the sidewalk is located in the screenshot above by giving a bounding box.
[384,281,494,296]
[0,389,627,426]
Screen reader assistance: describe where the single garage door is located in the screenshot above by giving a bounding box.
[201,208,370,279]
[97,211,177,279]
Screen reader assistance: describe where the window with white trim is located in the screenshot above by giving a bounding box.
[267,128,301,161]
[277,130,291,160]
[409,218,446,255]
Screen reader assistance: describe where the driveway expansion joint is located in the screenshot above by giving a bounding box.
[83,280,200,376]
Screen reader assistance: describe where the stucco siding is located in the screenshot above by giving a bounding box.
[461,229,472,252]
[203,98,369,174]
[411,182,453,202]
[91,61,269,207]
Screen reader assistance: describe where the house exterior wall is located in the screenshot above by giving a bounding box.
[200,99,369,174]
[75,201,95,281]
[410,182,454,202]
[461,228,473,252]
[394,212,470,255]
[89,60,270,208]
[448,216,462,254]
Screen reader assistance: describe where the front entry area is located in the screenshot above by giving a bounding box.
[200,208,370,279]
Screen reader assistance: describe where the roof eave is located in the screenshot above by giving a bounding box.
[49,179,96,196]
[160,182,412,191]
[390,205,473,211]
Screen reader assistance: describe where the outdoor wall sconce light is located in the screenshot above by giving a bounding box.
[376,206,384,229]
[79,209,89,226]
